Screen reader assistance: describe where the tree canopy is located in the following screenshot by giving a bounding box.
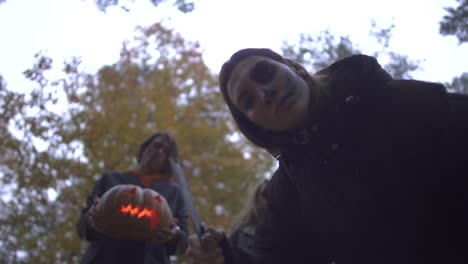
[0,0,195,13]
[87,0,195,13]
[0,22,274,263]
[439,0,468,44]
[281,24,421,79]
[446,72,468,94]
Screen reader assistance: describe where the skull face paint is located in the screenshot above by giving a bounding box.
[227,56,311,131]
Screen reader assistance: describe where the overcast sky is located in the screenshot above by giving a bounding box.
[0,0,466,94]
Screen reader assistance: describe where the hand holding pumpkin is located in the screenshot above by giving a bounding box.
[87,184,174,241]
[151,217,180,244]
[86,196,107,235]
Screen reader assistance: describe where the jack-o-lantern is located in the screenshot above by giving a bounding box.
[92,184,173,240]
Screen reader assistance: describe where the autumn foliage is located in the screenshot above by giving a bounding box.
[0,22,274,263]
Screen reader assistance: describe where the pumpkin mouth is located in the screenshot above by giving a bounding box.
[120,204,161,231]
[95,184,173,240]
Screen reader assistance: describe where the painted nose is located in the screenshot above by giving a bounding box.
[260,87,276,104]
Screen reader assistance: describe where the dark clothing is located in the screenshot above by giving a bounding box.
[229,225,257,251]
[227,55,468,264]
[77,172,189,264]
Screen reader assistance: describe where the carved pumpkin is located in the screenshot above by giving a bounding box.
[93,184,173,240]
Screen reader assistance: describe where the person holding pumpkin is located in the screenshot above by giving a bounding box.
[77,132,189,264]
[186,48,468,264]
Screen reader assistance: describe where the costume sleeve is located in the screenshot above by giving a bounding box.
[247,167,307,263]
[443,92,468,173]
[224,166,327,264]
[441,92,468,237]
[165,185,189,256]
[228,227,241,249]
[76,173,109,241]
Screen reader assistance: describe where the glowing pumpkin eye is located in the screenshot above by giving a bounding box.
[154,195,162,203]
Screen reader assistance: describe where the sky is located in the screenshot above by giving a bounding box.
[0,0,467,97]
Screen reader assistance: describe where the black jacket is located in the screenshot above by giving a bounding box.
[77,172,188,264]
[229,225,257,251]
[228,55,468,264]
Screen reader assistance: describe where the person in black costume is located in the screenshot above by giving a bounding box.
[77,132,188,264]
[187,48,468,264]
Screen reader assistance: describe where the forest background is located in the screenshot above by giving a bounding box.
[0,0,466,263]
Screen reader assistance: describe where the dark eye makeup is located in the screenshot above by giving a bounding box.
[249,60,276,84]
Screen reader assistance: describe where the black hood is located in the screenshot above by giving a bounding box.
[219,50,392,156]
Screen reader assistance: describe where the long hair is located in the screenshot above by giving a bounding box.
[135,132,179,177]
[229,178,270,236]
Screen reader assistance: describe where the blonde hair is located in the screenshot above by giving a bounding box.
[229,178,269,236]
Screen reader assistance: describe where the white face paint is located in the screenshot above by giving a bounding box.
[227,56,311,131]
